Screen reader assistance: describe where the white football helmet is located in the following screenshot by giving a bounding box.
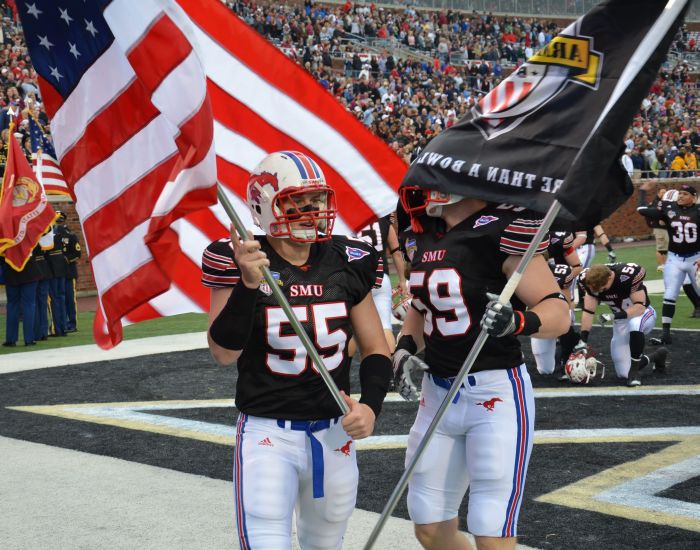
[662,189,679,202]
[246,151,336,242]
[392,288,412,321]
[565,350,604,384]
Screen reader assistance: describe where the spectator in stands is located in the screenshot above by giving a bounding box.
[670,147,688,177]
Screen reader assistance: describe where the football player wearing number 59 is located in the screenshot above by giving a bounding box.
[202,151,392,549]
[394,188,569,550]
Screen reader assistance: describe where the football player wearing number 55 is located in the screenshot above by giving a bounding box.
[393,187,569,550]
[201,151,392,549]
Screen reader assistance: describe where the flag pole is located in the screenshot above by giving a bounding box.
[363,199,562,549]
[216,183,350,415]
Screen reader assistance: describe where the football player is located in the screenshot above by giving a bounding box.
[393,188,569,549]
[531,231,583,376]
[637,184,700,343]
[349,213,408,354]
[579,263,666,386]
[202,151,392,549]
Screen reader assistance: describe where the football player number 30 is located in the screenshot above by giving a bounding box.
[670,221,698,244]
[409,268,471,336]
[266,303,347,375]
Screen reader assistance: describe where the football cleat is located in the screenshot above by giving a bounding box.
[650,331,672,346]
[652,347,668,374]
[691,306,700,318]
[626,370,642,387]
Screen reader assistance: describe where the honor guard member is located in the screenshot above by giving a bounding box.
[579,263,666,386]
[45,217,68,337]
[56,213,82,332]
[350,213,408,354]
[637,184,700,343]
[531,231,583,376]
[2,246,42,347]
[34,230,54,341]
[393,188,569,550]
[202,152,392,549]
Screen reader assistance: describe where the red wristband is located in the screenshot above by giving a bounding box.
[512,310,526,335]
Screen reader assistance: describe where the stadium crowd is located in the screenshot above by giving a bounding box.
[228,0,699,170]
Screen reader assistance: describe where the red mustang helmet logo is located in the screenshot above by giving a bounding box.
[248,171,279,204]
[476,397,503,411]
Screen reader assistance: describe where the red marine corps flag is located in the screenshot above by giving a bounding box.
[402,0,690,227]
[0,125,58,271]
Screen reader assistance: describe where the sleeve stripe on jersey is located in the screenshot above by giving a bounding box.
[374,258,385,288]
[202,255,234,270]
[632,267,646,289]
[201,274,241,287]
[504,225,539,235]
[500,236,549,255]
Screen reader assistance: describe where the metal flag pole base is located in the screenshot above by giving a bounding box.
[216,183,350,415]
[363,200,562,549]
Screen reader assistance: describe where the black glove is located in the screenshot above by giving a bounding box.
[480,292,516,337]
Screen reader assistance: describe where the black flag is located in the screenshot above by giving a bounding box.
[402,0,689,227]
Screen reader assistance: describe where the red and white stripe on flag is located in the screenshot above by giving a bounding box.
[38,0,217,349]
[32,152,70,196]
[117,0,406,325]
[31,0,404,349]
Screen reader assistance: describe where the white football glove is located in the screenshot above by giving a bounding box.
[573,339,588,354]
[599,313,614,326]
[392,349,429,401]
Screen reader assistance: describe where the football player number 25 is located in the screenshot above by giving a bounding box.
[266,303,347,375]
[670,221,697,244]
[409,268,471,336]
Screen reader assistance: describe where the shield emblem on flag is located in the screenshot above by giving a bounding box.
[471,31,603,140]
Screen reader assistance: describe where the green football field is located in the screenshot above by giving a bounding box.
[1,243,697,355]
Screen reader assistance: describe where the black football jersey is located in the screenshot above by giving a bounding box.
[357,215,391,273]
[201,235,381,420]
[549,263,574,290]
[638,201,700,255]
[547,231,575,265]
[580,263,649,313]
[402,204,548,377]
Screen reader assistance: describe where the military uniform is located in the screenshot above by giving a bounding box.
[3,246,42,346]
[45,226,68,336]
[57,223,82,331]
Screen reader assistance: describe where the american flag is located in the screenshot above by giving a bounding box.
[19,0,405,348]
[27,115,69,196]
[19,0,218,348]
